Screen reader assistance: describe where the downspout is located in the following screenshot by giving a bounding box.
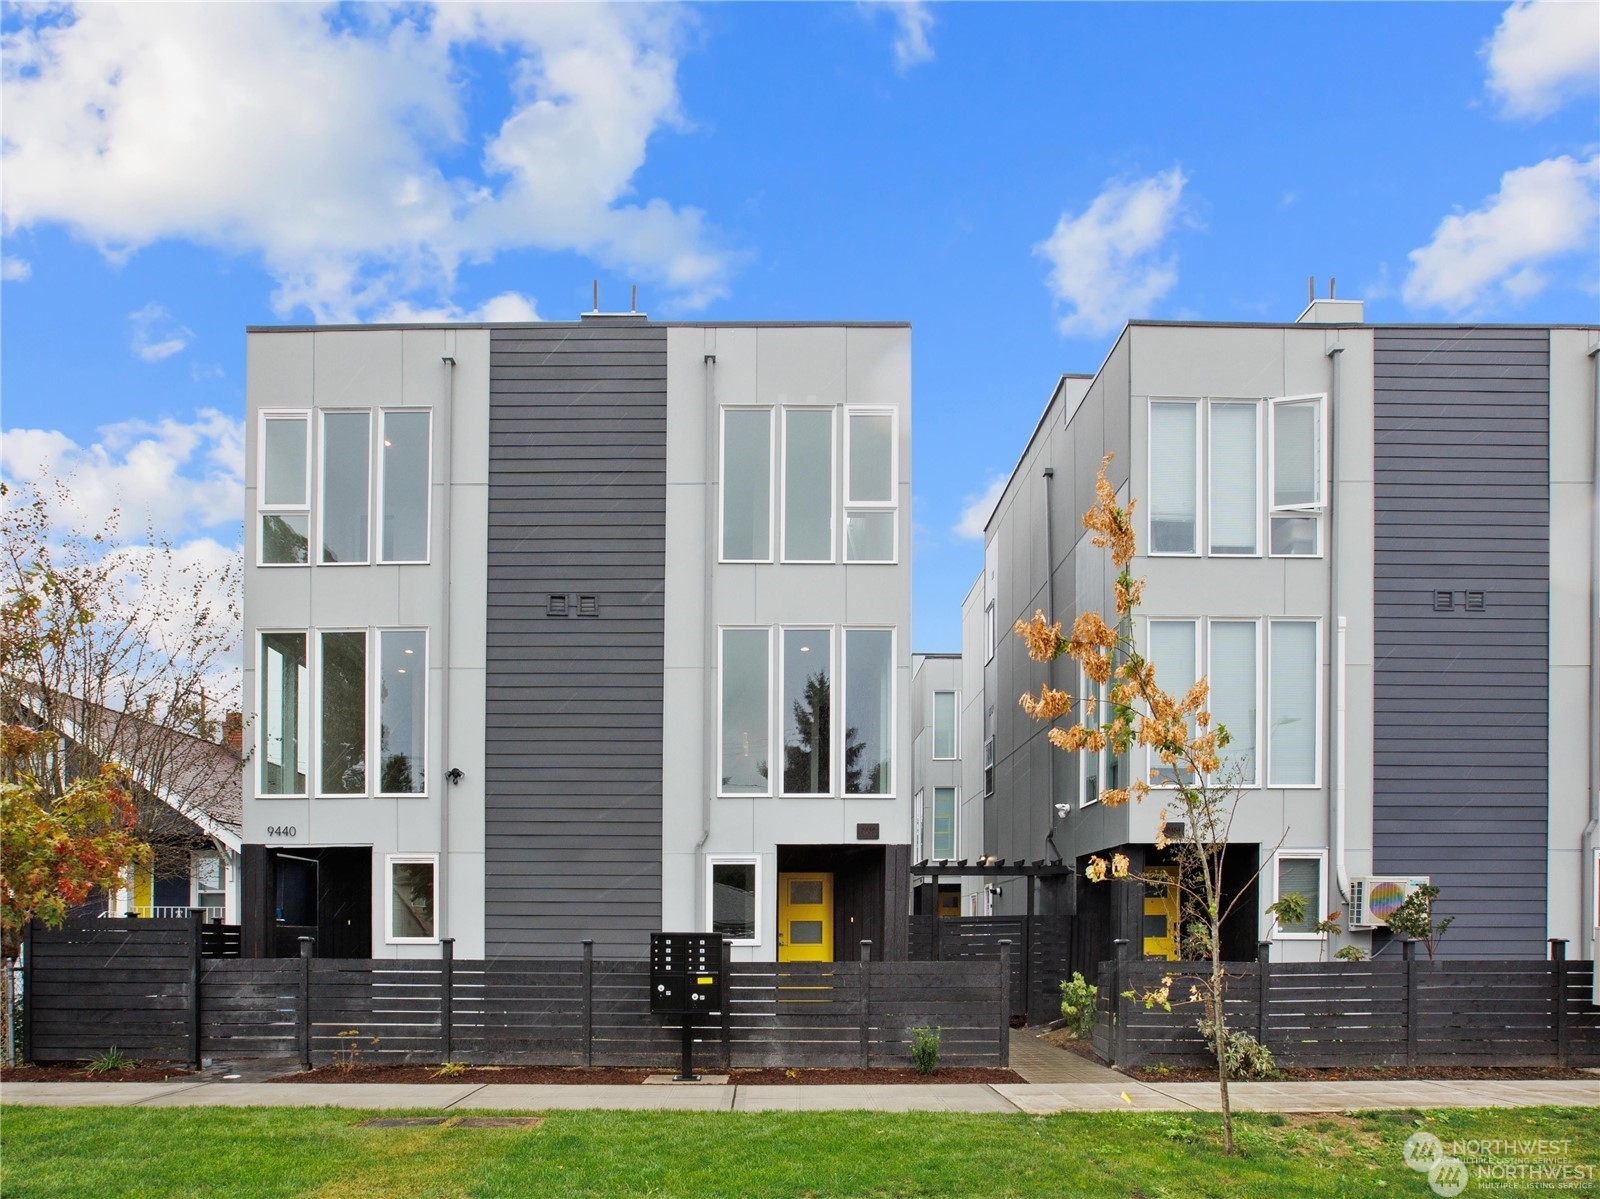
[1584,343,1600,959]
[438,341,456,944]
[694,347,717,923]
[1042,466,1065,872]
[1325,343,1350,907]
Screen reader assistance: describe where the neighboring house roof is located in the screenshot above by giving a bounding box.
[10,686,242,852]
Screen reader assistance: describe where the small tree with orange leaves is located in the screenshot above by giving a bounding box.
[1016,454,1288,1156]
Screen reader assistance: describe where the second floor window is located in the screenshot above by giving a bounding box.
[783,409,834,562]
[260,412,310,565]
[932,691,957,759]
[320,412,371,564]
[782,628,832,794]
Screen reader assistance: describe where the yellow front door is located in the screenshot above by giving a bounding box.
[1143,866,1179,960]
[777,873,833,961]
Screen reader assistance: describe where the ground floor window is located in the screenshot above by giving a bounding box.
[708,857,760,944]
[386,855,437,943]
[1273,855,1325,937]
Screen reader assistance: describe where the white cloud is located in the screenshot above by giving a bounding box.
[1,4,734,320]
[374,290,541,324]
[1,256,30,281]
[1483,0,1600,119]
[863,2,935,73]
[129,301,194,362]
[1403,154,1599,312]
[1,409,244,540]
[1034,167,1187,337]
[955,475,1007,540]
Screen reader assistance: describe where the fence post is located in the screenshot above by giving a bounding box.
[297,936,314,1070]
[1110,938,1129,1066]
[21,920,34,1065]
[1403,939,1418,1068]
[859,940,873,1067]
[188,910,204,1068]
[440,938,455,1063]
[581,940,594,1068]
[998,940,1012,1067]
[933,913,943,962]
[1256,941,1271,1049]
[720,938,733,1070]
[1550,938,1569,1067]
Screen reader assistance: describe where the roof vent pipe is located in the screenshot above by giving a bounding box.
[592,279,599,313]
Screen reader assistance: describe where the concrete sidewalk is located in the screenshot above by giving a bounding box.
[3,1077,1595,1113]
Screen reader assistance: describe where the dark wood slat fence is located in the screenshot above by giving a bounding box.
[1094,944,1600,1069]
[24,921,1011,1070]
[909,914,1082,1024]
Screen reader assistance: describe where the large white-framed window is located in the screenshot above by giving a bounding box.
[780,627,833,795]
[317,629,368,796]
[982,736,995,797]
[719,627,772,796]
[932,691,958,760]
[258,631,309,797]
[1208,400,1260,556]
[721,407,774,563]
[843,628,894,795]
[781,407,835,563]
[1208,619,1259,787]
[1272,853,1326,938]
[378,409,431,564]
[1268,619,1320,787]
[1079,662,1107,807]
[844,407,897,563]
[376,628,427,796]
[1269,395,1326,557]
[386,854,438,943]
[1147,619,1200,787]
[933,786,957,859]
[706,855,760,945]
[319,410,371,565]
[1149,399,1200,555]
[258,410,311,567]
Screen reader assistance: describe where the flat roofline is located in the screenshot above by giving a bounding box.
[913,651,961,659]
[1127,319,1599,331]
[247,320,912,333]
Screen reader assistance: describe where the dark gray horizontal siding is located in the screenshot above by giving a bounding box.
[1372,326,1549,958]
[485,324,666,960]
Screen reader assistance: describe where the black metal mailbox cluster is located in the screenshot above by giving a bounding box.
[650,933,723,1015]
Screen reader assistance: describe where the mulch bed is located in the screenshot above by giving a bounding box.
[1,1063,196,1083]
[272,1064,1025,1085]
[1124,1063,1599,1083]
[1036,1029,1598,1082]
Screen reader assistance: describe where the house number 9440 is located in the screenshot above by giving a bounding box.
[268,826,298,838]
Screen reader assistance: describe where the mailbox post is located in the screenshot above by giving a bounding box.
[650,933,724,1081]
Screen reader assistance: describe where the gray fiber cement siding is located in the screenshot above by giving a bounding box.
[1372,326,1549,957]
[485,323,666,959]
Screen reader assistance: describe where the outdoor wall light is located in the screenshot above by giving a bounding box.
[446,768,464,785]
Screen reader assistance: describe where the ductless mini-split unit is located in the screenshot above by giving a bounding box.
[1348,876,1430,930]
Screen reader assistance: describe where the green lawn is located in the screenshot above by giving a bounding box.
[1,1105,1594,1198]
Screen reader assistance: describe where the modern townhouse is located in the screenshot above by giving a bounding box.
[240,308,913,962]
[966,299,1600,964]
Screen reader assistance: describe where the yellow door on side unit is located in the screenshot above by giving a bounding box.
[1143,866,1180,960]
[777,873,833,962]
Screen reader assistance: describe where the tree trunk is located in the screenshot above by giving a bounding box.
[1213,937,1234,1155]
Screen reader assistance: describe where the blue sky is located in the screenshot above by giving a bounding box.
[3,1,1597,652]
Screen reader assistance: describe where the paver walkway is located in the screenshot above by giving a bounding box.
[1007,1028,1123,1084]
[4,1077,1595,1113]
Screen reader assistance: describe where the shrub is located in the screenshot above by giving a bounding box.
[1196,1018,1276,1080]
[911,1026,940,1074]
[433,1061,467,1079]
[1059,972,1098,1038]
[1334,945,1367,962]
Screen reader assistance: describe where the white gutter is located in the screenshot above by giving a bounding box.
[1583,343,1600,961]
[438,339,457,943]
[1326,344,1349,906]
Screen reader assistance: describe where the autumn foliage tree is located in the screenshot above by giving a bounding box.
[1015,454,1290,1155]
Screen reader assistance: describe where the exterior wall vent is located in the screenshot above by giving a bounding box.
[577,595,600,617]
[547,594,569,617]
